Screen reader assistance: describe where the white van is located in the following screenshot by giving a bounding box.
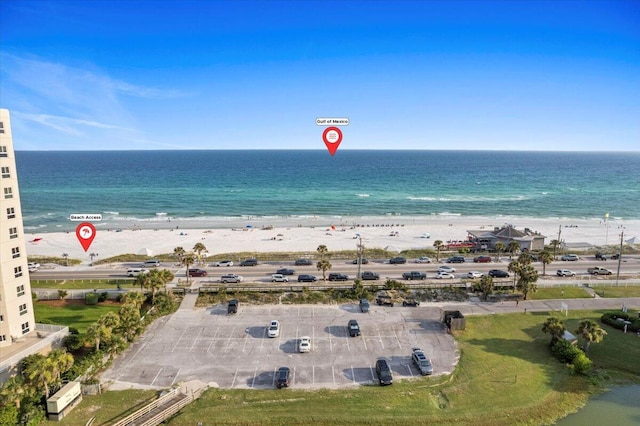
[127,268,149,277]
[143,260,160,267]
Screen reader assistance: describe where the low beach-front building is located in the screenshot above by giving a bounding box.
[467,225,546,252]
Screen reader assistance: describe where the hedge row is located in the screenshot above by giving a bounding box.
[601,312,640,332]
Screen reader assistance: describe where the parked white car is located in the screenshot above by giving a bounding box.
[466,271,483,279]
[436,272,455,279]
[28,262,40,272]
[299,336,311,353]
[268,320,280,338]
[438,265,456,273]
[556,269,576,277]
[271,274,289,282]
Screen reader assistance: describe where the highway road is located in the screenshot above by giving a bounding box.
[30,255,640,283]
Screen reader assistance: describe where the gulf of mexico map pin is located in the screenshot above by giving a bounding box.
[317,117,349,156]
[76,222,96,251]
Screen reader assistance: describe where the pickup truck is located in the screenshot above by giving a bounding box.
[360,271,380,280]
[402,271,426,280]
[587,267,612,275]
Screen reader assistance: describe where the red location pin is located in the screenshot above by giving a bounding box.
[322,126,343,156]
[75,222,96,252]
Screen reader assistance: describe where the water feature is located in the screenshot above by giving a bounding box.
[556,385,640,425]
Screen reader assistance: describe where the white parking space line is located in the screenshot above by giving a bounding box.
[206,327,219,353]
[171,328,188,352]
[150,368,163,386]
[171,368,181,386]
[259,327,266,352]
[393,329,402,348]
[272,366,277,387]
[362,332,368,351]
[242,331,249,353]
[225,327,235,351]
[378,330,385,349]
[252,367,258,388]
[312,365,315,384]
[190,327,203,352]
[404,364,414,377]
[328,328,333,352]
[231,368,238,388]
[292,366,296,386]
[370,366,375,381]
[345,330,351,352]
[332,365,336,385]
[351,366,356,384]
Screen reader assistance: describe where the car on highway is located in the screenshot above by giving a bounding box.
[328,273,349,281]
[227,299,238,314]
[375,359,393,386]
[415,256,432,263]
[276,268,295,275]
[352,258,369,264]
[556,269,575,277]
[360,271,380,280]
[271,274,289,282]
[411,348,433,375]
[473,255,492,263]
[28,262,40,272]
[294,258,313,266]
[127,268,148,277]
[240,258,258,266]
[268,320,280,338]
[299,336,311,353]
[143,259,161,267]
[213,260,234,267]
[348,319,361,337]
[297,274,317,282]
[438,265,456,273]
[466,271,483,279]
[435,272,455,279]
[359,298,370,312]
[446,256,466,263]
[389,256,407,264]
[188,268,207,277]
[402,271,426,280]
[275,367,290,388]
[221,274,243,283]
[587,266,612,275]
[595,252,619,261]
[561,254,579,261]
[488,269,510,278]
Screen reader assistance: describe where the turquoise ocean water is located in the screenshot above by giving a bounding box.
[14,150,640,231]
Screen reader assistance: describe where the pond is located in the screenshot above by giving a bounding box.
[556,385,640,425]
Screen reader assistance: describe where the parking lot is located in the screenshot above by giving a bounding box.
[101,303,459,390]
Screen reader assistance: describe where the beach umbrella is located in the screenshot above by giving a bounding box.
[625,236,640,245]
[138,248,154,256]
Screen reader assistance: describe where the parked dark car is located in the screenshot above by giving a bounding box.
[473,255,492,263]
[328,273,349,281]
[276,268,295,275]
[352,258,369,264]
[348,319,361,337]
[227,299,238,314]
[375,359,393,385]
[359,298,370,313]
[188,268,207,277]
[360,271,380,280]
[294,258,313,266]
[595,252,619,261]
[297,274,318,282]
[389,257,407,264]
[488,269,510,278]
[240,258,258,266]
[275,367,291,388]
[402,298,420,307]
[446,256,466,263]
[376,294,394,307]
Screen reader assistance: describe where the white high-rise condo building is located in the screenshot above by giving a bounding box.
[0,108,35,349]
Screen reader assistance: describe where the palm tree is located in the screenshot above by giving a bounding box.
[47,349,74,388]
[117,303,142,341]
[507,241,520,259]
[23,354,54,397]
[121,291,145,309]
[317,259,332,283]
[146,269,165,302]
[542,317,565,343]
[0,376,25,409]
[478,275,494,301]
[193,242,207,265]
[317,245,328,261]
[173,246,185,264]
[134,271,152,293]
[433,240,444,262]
[516,264,539,300]
[538,250,553,276]
[494,241,506,261]
[158,268,175,292]
[508,259,522,288]
[575,319,607,353]
[549,239,560,260]
[182,252,196,284]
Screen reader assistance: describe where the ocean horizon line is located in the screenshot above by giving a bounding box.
[14,148,640,153]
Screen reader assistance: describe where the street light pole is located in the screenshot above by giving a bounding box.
[615,230,624,286]
[356,235,364,280]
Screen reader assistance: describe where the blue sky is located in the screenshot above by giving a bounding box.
[1,0,639,151]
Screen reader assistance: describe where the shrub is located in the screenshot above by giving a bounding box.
[601,312,640,332]
[85,293,99,305]
[384,279,408,291]
[572,352,593,375]
[551,339,583,364]
[98,292,109,303]
[63,334,84,352]
[58,290,68,300]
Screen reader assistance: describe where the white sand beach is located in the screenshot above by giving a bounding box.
[24,215,639,264]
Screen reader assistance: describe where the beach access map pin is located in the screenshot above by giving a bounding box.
[322,126,343,156]
[75,222,96,252]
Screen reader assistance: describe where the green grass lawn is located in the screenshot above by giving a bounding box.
[34,301,121,333]
[590,286,640,298]
[530,286,591,300]
[32,279,134,290]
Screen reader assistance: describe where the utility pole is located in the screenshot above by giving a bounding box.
[356,235,365,280]
[615,230,624,286]
[555,225,562,260]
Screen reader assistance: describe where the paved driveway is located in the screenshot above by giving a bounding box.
[101,303,458,390]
